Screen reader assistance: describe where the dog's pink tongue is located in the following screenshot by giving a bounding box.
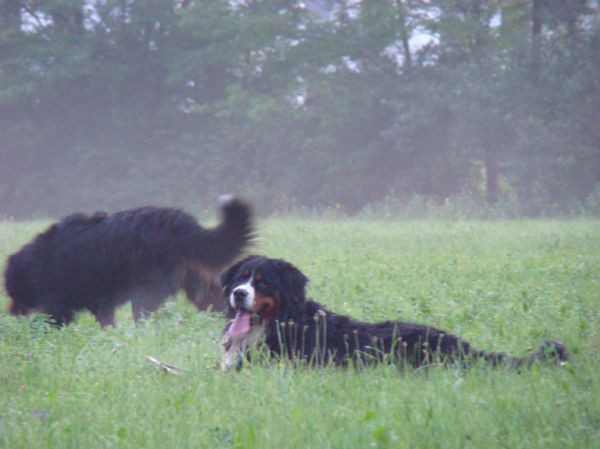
[229,311,251,338]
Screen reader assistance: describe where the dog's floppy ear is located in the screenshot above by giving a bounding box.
[272,259,308,302]
[220,255,255,294]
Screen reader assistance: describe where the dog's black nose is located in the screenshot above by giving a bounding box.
[233,289,248,306]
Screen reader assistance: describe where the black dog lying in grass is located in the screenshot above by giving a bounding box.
[220,256,568,371]
[4,197,253,327]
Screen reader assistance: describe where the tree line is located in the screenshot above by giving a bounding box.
[1,0,599,217]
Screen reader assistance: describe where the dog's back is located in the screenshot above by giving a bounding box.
[4,198,253,326]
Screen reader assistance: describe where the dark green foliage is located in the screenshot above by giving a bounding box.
[1,0,599,217]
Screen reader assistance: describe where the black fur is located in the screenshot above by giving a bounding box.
[4,198,254,326]
[221,256,568,369]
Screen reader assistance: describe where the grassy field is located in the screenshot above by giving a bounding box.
[1,219,599,449]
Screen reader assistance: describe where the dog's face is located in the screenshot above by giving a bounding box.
[220,256,308,370]
[221,255,308,337]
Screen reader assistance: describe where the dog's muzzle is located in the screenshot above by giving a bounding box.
[229,284,254,310]
[232,289,248,308]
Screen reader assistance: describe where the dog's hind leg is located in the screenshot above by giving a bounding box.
[131,291,169,323]
[183,269,225,313]
[130,270,181,323]
[436,331,569,368]
[92,306,116,328]
[182,269,201,305]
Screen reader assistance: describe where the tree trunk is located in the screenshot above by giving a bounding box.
[531,0,543,76]
[485,149,499,204]
[395,0,412,76]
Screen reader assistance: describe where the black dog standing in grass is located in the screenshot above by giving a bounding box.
[4,196,253,327]
[220,256,568,371]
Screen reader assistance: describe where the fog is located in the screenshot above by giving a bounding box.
[1,1,599,218]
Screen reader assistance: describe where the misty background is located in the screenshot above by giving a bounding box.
[1,0,599,219]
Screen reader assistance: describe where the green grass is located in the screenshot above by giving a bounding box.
[1,219,599,449]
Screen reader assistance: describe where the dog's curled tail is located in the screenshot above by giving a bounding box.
[194,196,255,270]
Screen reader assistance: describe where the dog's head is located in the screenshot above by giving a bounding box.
[5,254,38,317]
[221,255,308,336]
[220,256,308,370]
